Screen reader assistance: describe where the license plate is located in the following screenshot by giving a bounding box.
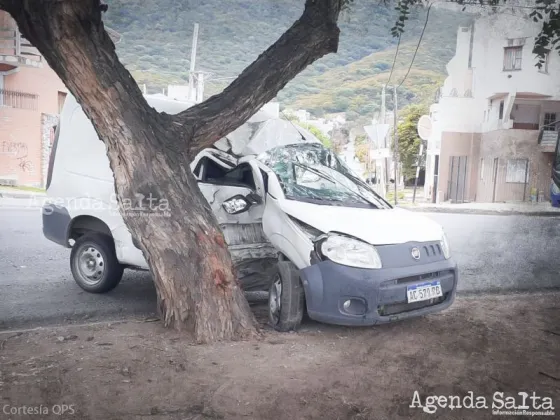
[407,281,443,303]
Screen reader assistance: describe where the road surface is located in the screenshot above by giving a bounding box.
[1,201,560,330]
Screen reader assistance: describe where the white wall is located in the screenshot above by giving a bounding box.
[469,13,560,101]
[435,12,560,135]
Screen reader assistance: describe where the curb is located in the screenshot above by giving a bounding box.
[405,206,560,217]
[0,191,46,200]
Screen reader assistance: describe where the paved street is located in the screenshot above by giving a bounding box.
[1,200,560,331]
[0,206,157,330]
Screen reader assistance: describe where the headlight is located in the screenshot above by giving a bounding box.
[440,232,451,259]
[317,234,382,269]
[551,181,560,195]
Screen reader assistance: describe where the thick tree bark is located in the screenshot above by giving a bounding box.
[0,0,343,342]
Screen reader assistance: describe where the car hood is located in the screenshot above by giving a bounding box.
[279,200,443,245]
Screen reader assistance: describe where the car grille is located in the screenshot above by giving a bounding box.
[423,243,443,258]
[389,270,453,286]
[377,293,448,316]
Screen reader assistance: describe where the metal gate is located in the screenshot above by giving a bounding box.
[448,156,468,203]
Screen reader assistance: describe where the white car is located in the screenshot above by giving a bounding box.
[43,94,458,331]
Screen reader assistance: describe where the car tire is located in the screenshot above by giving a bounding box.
[70,233,124,293]
[268,261,305,332]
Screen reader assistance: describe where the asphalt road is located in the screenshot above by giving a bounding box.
[2,200,560,330]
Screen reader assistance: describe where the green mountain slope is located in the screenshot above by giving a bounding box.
[105,0,472,119]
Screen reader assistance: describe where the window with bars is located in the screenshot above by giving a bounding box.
[503,46,523,71]
[0,88,38,110]
[544,113,557,132]
[506,159,529,184]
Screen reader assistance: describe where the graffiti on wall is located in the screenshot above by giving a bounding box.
[1,139,34,173]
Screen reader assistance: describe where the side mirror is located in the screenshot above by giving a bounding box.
[222,193,263,215]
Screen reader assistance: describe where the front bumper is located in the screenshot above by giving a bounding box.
[299,258,458,326]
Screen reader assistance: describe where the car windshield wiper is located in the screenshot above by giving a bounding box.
[342,171,389,208]
[294,163,377,208]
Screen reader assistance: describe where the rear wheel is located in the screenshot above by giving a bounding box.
[268,261,305,332]
[70,233,124,293]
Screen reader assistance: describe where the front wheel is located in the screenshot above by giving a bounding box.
[268,261,305,332]
[70,233,124,293]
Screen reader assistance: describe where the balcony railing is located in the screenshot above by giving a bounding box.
[537,120,560,147]
[0,88,38,110]
[539,130,559,147]
[0,26,42,66]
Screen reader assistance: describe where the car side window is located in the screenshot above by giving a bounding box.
[222,164,256,190]
[197,159,256,191]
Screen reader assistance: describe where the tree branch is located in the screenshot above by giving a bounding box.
[176,0,344,158]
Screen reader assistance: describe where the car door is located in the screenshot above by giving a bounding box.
[195,155,277,291]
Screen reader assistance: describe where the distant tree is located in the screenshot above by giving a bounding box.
[297,122,333,149]
[396,104,427,180]
[354,134,368,165]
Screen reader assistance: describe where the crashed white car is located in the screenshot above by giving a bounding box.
[43,94,458,331]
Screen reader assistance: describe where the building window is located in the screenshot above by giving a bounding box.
[506,158,529,184]
[503,46,523,71]
[499,101,504,120]
[0,88,38,111]
[538,51,549,73]
[544,112,557,131]
[480,158,484,180]
[57,91,67,114]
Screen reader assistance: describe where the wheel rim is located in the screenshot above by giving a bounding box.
[269,274,282,324]
[77,245,105,285]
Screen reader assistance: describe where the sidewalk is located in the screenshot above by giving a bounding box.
[400,200,560,216]
[0,186,46,199]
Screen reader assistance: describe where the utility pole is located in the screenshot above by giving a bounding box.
[412,142,424,203]
[381,85,388,194]
[195,71,204,103]
[188,23,199,102]
[393,85,399,205]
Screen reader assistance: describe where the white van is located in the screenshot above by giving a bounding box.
[43,94,458,331]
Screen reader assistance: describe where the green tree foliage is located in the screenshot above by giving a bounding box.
[354,134,369,165]
[299,123,333,149]
[396,104,427,180]
[281,113,333,148]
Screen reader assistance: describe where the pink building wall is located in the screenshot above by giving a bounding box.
[0,62,66,186]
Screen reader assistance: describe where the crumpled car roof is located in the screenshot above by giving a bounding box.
[146,94,321,157]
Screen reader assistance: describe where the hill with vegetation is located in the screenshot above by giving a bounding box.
[105,0,472,122]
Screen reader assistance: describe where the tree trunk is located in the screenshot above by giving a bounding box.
[1,0,343,342]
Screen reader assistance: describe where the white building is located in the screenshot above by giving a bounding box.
[424,10,560,203]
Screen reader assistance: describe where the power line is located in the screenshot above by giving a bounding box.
[396,2,433,89]
[441,1,547,11]
[383,34,401,90]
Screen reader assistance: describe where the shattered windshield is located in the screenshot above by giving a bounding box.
[257,143,392,209]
